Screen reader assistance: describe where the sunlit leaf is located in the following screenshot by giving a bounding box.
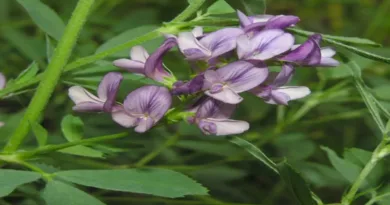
[16,0,65,40]
[42,180,105,205]
[0,170,41,197]
[55,169,209,198]
[207,0,235,15]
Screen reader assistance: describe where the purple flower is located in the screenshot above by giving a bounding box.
[112,85,172,133]
[203,61,269,104]
[113,46,149,75]
[237,10,300,32]
[0,72,6,90]
[171,74,205,95]
[280,34,339,67]
[250,64,310,105]
[68,72,123,112]
[237,29,294,61]
[177,27,244,62]
[144,38,177,82]
[190,98,249,136]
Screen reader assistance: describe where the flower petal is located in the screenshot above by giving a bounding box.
[200,28,244,58]
[111,108,138,128]
[264,15,300,30]
[237,10,252,27]
[251,29,295,60]
[203,70,222,89]
[274,86,311,101]
[192,26,203,38]
[171,74,205,95]
[268,91,290,105]
[134,117,155,133]
[205,87,243,104]
[144,38,176,82]
[68,86,102,105]
[72,102,104,112]
[130,46,149,62]
[199,118,249,136]
[320,57,340,67]
[236,34,252,59]
[196,97,235,119]
[97,72,123,112]
[280,34,321,65]
[272,64,295,87]
[177,32,211,60]
[217,61,269,92]
[0,73,6,89]
[124,85,172,121]
[113,59,145,74]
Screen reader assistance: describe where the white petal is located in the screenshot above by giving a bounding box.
[192,26,203,38]
[68,86,102,104]
[205,87,243,104]
[321,47,336,58]
[130,46,149,63]
[275,86,311,100]
[205,118,249,136]
[111,109,137,128]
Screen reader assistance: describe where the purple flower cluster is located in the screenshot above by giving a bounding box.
[69,11,339,136]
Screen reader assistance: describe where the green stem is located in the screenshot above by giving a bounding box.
[342,139,388,205]
[18,132,128,158]
[171,0,207,23]
[135,134,179,167]
[2,0,95,153]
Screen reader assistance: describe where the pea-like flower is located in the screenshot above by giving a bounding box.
[171,74,205,95]
[280,34,339,67]
[237,10,300,32]
[177,27,244,62]
[250,64,310,105]
[112,85,172,133]
[237,29,294,61]
[190,97,249,136]
[68,72,123,112]
[113,46,149,75]
[203,61,268,104]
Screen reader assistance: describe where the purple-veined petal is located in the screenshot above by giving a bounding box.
[251,29,295,60]
[280,34,321,65]
[130,46,149,62]
[177,32,211,60]
[217,61,269,92]
[205,87,243,104]
[171,74,205,95]
[196,97,235,119]
[203,70,222,89]
[237,10,252,27]
[199,118,249,136]
[272,64,295,87]
[236,34,252,59]
[69,86,102,105]
[264,15,300,30]
[200,28,244,58]
[111,108,138,128]
[124,85,172,121]
[97,72,123,112]
[267,91,290,105]
[113,59,145,74]
[0,73,6,89]
[144,38,176,82]
[134,117,155,133]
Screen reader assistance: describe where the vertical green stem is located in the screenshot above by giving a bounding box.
[3,0,95,153]
[171,0,206,22]
[342,139,387,205]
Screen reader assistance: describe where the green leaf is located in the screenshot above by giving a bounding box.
[176,140,242,157]
[61,115,84,142]
[278,162,316,205]
[0,170,41,197]
[42,180,105,205]
[45,34,55,63]
[96,25,159,56]
[16,0,65,40]
[374,85,390,101]
[229,136,278,174]
[59,145,104,158]
[30,121,48,147]
[55,169,208,198]
[288,28,381,47]
[207,0,235,15]
[15,62,39,85]
[321,146,362,184]
[226,0,266,15]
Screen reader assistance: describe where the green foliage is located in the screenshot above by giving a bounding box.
[42,180,105,205]
[15,0,65,40]
[30,121,48,147]
[55,169,209,198]
[207,0,235,15]
[0,170,41,197]
[14,62,40,85]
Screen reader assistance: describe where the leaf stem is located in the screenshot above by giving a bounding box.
[342,139,387,205]
[171,0,207,23]
[2,0,96,153]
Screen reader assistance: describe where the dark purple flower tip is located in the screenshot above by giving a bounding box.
[0,72,6,89]
[280,34,322,65]
[264,15,300,30]
[144,38,176,82]
[112,85,172,133]
[171,74,205,95]
[68,72,123,113]
[113,46,149,75]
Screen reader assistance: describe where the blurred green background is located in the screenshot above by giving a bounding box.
[0,0,390,205]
